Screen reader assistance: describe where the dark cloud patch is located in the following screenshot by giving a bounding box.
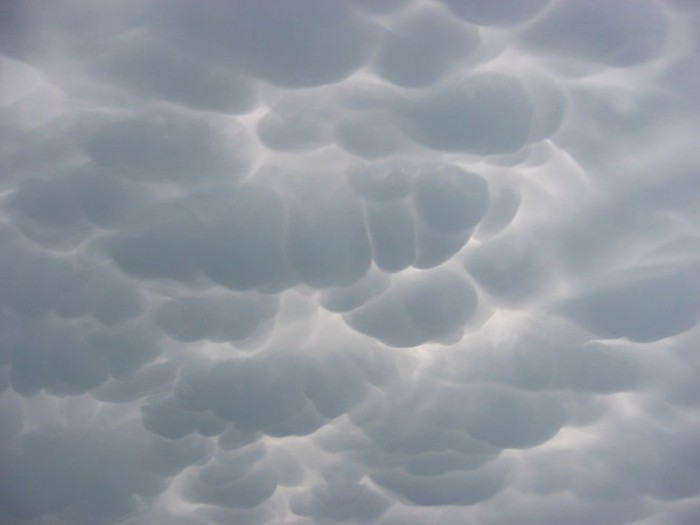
[412,222,473,269]
[412,166,489,234]
[335,113,402,159]
[558,267,700,342]
[287,188,372,288]
[352,162,490,272]
[142,394,226,440]
[371,463,505,506]
[86,112,249,184]
[195,186,290,291]
[175,358,309,433]
[397,74,533,154]
[173,339,387,439]
[347,0,410,15]
[440,0,549,26]
[456,385,567,449]
[92,362,176,403]
[156,0,378,88]
[366,201,417,272]
[72,166,156,230]
[90,34,256,113]
[0,230,84,318]
[0,392,23,445]
[7,317,160,396]
[8,172,95,250]
[521,0,668,67]
[155,292,278,344]
[0,416,179,524]
[464,234,547,303]
[346,270,478,347]
[373,6,480,88]
[106,219,203,282]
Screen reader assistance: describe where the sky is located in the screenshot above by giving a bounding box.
[0,1,699,524]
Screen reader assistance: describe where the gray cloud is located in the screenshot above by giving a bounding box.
[521,0,668,67]
[397,74,535,155]
[1,0,699,524]
[439,0,550,26]
[154,0,378,88]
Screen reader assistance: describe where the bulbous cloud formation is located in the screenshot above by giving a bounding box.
[1,0,699,523]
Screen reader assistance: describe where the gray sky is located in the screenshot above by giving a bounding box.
[1,1,699,524]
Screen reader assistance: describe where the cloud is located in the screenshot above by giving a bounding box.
[397,74,535,155]
[372,5,480,88]
[439,0,549,26]
[154,0,378,88]
[521,0,668,67]
[1,1,699,524]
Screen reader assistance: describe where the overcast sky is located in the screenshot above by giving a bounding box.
[1,1,700,524]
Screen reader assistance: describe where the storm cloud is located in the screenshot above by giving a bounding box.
[1,1,699,524]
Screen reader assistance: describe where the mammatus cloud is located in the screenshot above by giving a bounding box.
[1,0,699,523]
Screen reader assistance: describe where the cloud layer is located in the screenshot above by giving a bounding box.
[1,1,699,524]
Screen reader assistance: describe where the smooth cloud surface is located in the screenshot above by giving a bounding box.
[1,1,699,524]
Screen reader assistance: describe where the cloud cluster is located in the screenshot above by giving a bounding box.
[1,1,699,524]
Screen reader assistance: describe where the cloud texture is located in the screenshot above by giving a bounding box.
[1,1,699,523]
